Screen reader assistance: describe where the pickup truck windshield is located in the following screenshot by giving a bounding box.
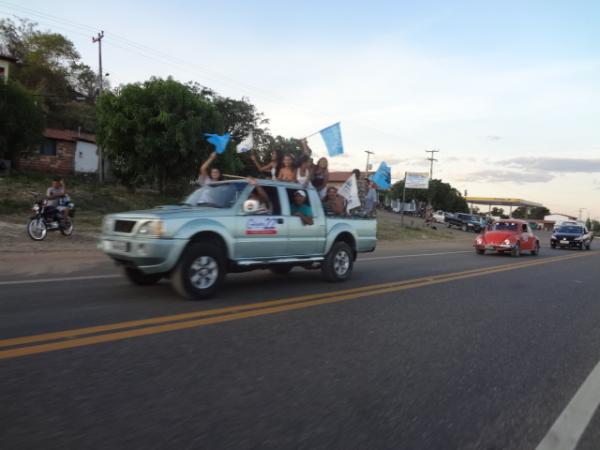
[183,183,247,208]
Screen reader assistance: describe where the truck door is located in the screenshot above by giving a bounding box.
[284,188,326,256]
[233,185,288,259]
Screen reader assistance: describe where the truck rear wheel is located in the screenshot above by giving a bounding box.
[322,241,354,282]
[171,242,225,300]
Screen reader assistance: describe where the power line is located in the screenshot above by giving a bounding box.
[0,0,424,148]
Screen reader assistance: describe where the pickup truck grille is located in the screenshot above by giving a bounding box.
[114,220,136,233]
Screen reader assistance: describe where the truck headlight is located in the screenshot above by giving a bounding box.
[103,217,114,233]
[137,220,164,238]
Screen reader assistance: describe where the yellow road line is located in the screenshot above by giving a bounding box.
[0,252,591,360]
[0,252,583,349]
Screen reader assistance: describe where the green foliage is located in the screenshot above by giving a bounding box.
[0,79,45,163]
[96,77,222,193]
[391,179,468,212]
[511,206,550,220]
[0,17,98,132]
[491,207,505,217]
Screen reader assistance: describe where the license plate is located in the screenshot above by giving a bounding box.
[105,240,129,252]
[560,240,569,245]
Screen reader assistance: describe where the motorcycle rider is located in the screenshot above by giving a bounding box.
[46,177,70,225]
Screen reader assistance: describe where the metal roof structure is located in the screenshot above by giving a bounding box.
[465,197,543,208]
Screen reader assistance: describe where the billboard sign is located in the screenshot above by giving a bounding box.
[405,172,430,189]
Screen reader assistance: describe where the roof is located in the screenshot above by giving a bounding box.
[545,213,578,220]
[328,171,375,183]
[465,197,543,208]
[0,54,18,63]
[44,128,96,143]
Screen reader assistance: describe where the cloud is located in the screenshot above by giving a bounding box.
[486,135,502,141]
[501,157,600,173]
[458,170,554,184]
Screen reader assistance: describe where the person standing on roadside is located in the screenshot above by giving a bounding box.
[365,181,378,217]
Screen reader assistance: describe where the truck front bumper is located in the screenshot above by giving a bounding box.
[100,236,188,274]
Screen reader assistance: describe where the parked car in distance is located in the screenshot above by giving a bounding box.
[551,224,593,250]
[446,213,483,232]
[474,219,540,257]
[433,210,446,223]
[100,180,377,299]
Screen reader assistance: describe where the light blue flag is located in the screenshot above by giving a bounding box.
[205,133,231,154]
[371,162,392,189]
[319,122,344,157]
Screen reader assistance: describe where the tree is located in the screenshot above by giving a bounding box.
[0,17,98,131]
[0,79,45,164]
[512,206,550,220]
[390,179,468,212]
[96,77,221,193]
[491,207,505,217]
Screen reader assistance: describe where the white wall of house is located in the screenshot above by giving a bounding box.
[74,141,98,173]
[0,60,10,81]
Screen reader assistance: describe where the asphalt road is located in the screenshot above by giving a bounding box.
[1,235,600,449]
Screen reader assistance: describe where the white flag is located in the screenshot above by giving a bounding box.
[338,174,361,212]
[236,132,254,153]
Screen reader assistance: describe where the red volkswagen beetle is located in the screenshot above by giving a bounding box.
[474,219,540,256]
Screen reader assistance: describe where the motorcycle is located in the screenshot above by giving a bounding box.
[27,195,76,241]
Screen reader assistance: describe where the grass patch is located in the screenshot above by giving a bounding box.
[377,217,454,241]
[0,172,181,231]
[2,173,454,242]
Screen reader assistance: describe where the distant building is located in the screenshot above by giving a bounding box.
[17,128,98,176]
[0,54,17,82]
[544,213,577,223]
[328,171,375,189]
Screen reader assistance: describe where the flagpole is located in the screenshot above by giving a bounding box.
[400,172,407,226]
[303,130,321,139]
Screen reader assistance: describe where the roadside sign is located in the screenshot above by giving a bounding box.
[405,172,429,189]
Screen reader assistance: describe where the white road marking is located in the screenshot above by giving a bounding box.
[0,274,121,286]
[536,359,600,450]
[359,250,471,262]
[0,250,470,286]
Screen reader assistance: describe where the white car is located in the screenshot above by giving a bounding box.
[433,210,446,223]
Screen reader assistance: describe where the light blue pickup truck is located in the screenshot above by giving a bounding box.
[101,180,377,299]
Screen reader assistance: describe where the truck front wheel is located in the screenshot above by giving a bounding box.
[171,242,225,300]
[322,241,354,282]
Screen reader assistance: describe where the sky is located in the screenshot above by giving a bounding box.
[2,0,600,218]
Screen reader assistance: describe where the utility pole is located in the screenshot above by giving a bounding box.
[578,208,586,221]
[364,150,374,176]
[425,149,439,179]
[93,31,105,182]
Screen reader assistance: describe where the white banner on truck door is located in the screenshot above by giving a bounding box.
[338,174,361,212]
[405,172,430,189]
